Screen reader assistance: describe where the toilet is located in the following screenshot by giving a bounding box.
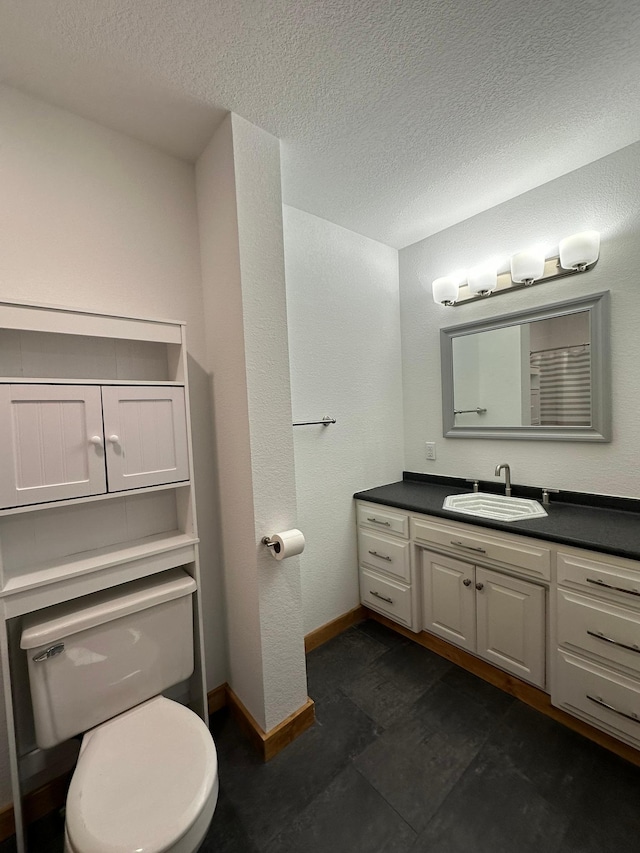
[20,570,218,853]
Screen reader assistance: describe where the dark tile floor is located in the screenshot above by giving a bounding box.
[7,618,640,852]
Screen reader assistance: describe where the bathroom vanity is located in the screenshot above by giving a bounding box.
[0,299,208,852]
[355,474,640,759]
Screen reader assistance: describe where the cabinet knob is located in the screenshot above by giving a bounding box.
[476,582,484,591]
[89,435,103,447]
[108,435,120,444]
[463,578,472,587]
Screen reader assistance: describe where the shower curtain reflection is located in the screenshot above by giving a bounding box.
[529,344,591,427]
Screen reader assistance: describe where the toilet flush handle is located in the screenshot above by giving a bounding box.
[32,643,65,663]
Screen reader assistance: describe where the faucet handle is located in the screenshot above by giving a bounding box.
[466,479,480,493]
[541,488,559,506]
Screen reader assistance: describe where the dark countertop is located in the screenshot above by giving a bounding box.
[354,473,640,562]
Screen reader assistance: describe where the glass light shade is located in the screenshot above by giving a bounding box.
[559,231,600,270]
[510,248,546,284]
[432,276,459,305]
[467,265,497,295]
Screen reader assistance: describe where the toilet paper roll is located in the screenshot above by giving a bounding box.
[269,529,305,561]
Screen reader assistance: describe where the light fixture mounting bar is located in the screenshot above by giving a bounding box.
[452,255,598,307]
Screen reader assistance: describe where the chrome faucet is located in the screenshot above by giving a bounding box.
[495,463,511,497]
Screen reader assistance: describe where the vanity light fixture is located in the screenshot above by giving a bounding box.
[432,276,459,306]
[559,231,601,271]
[467,263,498,296]
[429,231,600,307]
[510,247,546,285]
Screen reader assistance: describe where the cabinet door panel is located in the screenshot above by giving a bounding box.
[0,384,106,508]
[101,386,189,491]
[421,551,475,651]
[476,567,545,688]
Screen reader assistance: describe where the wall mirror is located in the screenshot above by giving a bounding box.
[440,291,610,441]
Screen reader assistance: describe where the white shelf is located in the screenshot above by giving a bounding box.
[0,301,183,344]
[1,531,199,597]
[0,296,186,329]
[0,480,191,517]
[0,378,184,386]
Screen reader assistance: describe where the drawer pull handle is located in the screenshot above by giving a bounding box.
[463,578,472,587]
[586,694,640,725]
[450,540,487,554]
[586,630,640,654]
[367,517,391,527]
[370,590,393,604]
[368,550,392,562]
[586,578,640,597]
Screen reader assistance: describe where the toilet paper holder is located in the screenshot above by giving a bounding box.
[261,529,306,560]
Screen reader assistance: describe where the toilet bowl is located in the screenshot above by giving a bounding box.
[21,571,218,853]
[64,697,218,853]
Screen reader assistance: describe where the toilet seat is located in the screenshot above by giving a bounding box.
[65,696,218,853]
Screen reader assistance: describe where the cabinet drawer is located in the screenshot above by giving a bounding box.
[411,516,550,581]
[357,503,408,538]
[557,588,640,676]
[360,567,412,627]
[358,529,410,581]
[557,552,640,606]
[554,650,640,747]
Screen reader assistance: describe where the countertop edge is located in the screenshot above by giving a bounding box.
[354,487,640,563]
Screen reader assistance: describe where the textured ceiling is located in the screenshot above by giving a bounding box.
[2,0,640,248]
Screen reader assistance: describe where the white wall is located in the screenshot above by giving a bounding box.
[0,85,228,803]
[197,117,307,733]
[452,327,523,427]
[400,142,640,498]
[283,207,405,634]
[450,334,479,428]
[477,325,523,427]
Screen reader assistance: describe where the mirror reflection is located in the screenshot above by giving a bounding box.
[440,291,609,441]
[452,311,591,428]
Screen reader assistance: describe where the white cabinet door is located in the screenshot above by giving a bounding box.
[476,566,546,688]
[101,386,189,492]
[421,551,476,651]
[0,384,107,508]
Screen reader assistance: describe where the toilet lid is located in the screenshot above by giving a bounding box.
[66,696,218,853]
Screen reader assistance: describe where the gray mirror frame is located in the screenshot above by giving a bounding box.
[440,291,611,441]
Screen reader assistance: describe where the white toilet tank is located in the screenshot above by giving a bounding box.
[21,570,197,749]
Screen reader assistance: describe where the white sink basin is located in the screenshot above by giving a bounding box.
[443,492,548,522]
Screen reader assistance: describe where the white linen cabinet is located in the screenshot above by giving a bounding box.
[0,384,107,506]
[0,300,207,853]
[101,385,189,491]
[0,384,190,507]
